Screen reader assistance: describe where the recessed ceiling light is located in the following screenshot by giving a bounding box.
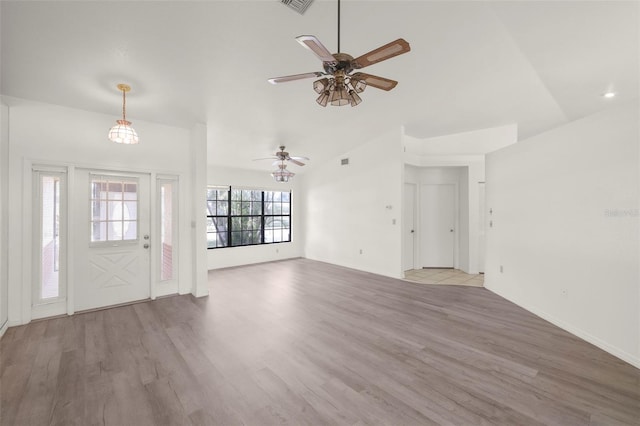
[603,91,616,98]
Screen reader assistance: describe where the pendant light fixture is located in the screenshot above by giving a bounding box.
[108,83,139,144]
[271,162,295,183]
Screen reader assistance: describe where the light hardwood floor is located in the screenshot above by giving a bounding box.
[1,258,639,425]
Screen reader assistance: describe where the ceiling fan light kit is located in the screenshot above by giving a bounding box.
[269,0,411,107]
[271,163,296,183]
[108,83,139,144]
[253,146,310,182]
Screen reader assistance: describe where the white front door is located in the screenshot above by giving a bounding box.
[420,184,455,268]
[403,183,416,271]
[74,170,151,311]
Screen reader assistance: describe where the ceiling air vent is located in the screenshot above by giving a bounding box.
[341,158,349,166]
[281,0,314,15]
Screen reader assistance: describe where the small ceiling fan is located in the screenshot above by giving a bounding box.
[253,146,310,167]
[268,0,411,107]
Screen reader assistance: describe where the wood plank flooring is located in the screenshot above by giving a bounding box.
[1,258,639,425]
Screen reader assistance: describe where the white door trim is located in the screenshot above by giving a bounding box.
[403,182,417,272]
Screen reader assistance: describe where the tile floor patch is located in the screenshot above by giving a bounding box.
[403,269,484,287]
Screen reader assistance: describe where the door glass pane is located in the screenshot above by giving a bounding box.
[108,182,123,199]
[160,181,176,281]
[40,176,60,299]
[90,177,138,242]
[92,222,107,242]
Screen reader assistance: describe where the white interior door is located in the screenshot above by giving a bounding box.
[478,182,486,273]
[403,183,416,271]
[74,170,151,311]
[420,184,455,268]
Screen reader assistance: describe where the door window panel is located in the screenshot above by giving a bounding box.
[90,176,139,242]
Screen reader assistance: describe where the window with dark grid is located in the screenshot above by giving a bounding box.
[206,187,229,248]
[207,187,291,249]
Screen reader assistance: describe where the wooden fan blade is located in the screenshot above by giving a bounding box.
[352,38,411,69]
[287,158,306,167]
[351,73,398,91]
[289,156,310,161]
[268,72,323,84]
[296,35,338,63]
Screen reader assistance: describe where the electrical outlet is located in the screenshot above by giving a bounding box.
[561,288,568,297]
[276,248,279,254]
[500,265,504,273]
[359,249,363,255]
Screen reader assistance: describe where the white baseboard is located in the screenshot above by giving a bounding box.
[485,283,640,370]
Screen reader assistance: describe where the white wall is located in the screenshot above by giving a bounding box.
[191,123,209,297]
[467,162,485,274]
[485,102,640,367]
[207,165,303,269]
[458,167,470,271]
[303,129,403,279]
[404,123,517,162]
[0,102,9,336]
[3,96,198,325]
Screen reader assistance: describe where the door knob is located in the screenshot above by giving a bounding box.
[450,229,454,232]
[410,229,415,233]
[143,243,149,249]
[144,235,150,240]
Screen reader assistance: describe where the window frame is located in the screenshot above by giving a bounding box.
[89,175,140,246]
[207,186,292,249]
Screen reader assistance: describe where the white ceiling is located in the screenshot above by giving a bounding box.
[1,1,637,172]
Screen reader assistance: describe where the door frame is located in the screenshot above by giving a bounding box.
[74,168,152,312]
[478,181,486,273]
[31,165,69,320]
[403,182,417,272]
[21,159,184,320]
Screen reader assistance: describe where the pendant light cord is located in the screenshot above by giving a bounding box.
[122,89,127,121]
[337,0,341,53]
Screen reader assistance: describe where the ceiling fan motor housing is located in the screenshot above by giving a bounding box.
[323,53,354,75]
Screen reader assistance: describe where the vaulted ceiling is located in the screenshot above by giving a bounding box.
[1,1,637,171]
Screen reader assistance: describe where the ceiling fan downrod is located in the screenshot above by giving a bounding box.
[337,0,341,53]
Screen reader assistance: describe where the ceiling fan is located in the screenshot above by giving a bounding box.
[268,0,411,107]
[253,146,310,167]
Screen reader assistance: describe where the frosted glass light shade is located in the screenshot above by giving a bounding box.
[108,120,139,144]
[330,85,349,106]
[313,78,330,94]
[349,90,362,107]
[351,78,366,93]
[316,90,330,107]
[271,167,295,183]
